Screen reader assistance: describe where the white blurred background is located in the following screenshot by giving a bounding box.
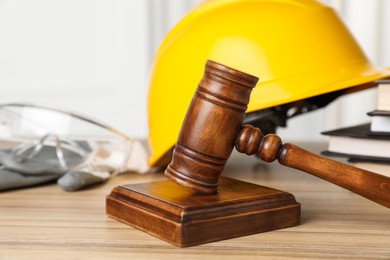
[0,0,389,141]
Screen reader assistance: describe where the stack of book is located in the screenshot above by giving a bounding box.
[322,79,390,177]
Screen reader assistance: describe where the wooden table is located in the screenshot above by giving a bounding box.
[0,142,389,259]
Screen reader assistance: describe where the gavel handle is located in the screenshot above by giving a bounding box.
[236,125,390,208]
[279,143,390,208]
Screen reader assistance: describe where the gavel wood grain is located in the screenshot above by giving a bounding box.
[107,60,300,247]
[107,60,388,247]
[166,59,390,209]
[236,124,390,208]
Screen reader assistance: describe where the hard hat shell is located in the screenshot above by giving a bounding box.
[148,0,390,167]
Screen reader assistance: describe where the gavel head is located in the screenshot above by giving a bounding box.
[164,60,259,194]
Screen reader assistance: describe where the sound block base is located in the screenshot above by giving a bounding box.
[106,177,300,247]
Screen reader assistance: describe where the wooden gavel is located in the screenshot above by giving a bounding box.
[165,60,390,208]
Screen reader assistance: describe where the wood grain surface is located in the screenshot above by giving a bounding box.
[165,60,258,194]
[0,142,389,259]
[106,177,300,247]
[236,124,390,208]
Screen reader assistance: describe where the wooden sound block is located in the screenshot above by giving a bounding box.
[106,177,300,247]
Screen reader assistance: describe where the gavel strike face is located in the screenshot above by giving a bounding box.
[165,60,390,208]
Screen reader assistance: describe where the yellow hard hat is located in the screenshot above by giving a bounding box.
[147,0,390,167]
